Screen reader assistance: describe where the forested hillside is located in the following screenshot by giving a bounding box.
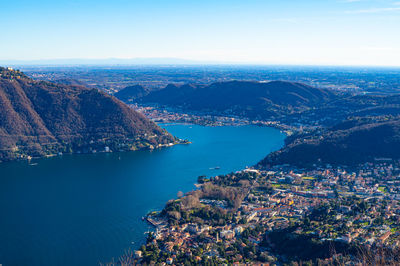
[0,67,175,162]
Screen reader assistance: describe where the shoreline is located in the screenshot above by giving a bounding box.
[0,138,190,165]
[132,103,298,135]
[133,122,288,264]
[134,157,400,264]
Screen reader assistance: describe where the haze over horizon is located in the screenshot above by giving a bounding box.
[1,0,400,66]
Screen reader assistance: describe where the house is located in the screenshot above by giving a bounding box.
[220,230,235,239]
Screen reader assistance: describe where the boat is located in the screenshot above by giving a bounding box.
[209,166,221,170]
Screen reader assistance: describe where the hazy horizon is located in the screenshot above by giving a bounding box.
[1,0,400,67]
[2,58,400,68]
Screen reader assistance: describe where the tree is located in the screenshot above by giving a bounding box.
[181,194,200,209]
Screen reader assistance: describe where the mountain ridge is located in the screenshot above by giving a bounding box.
[133,80,337,120]
[0,67,175,162]
[260,116,400,167]
[114,85,149,102]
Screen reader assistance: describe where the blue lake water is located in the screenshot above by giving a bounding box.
[0,124,285,266]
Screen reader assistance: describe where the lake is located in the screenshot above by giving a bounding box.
[0,124,285,266]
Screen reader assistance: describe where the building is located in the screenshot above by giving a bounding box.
[220,230,235,239]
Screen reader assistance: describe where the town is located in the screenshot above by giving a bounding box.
[130,103,295,133]
[134,161,400,265]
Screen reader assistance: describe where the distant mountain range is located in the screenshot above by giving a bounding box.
[115,80,336,120]
[0,67,175,162]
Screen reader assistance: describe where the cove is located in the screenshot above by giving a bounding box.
[0,124,285,266]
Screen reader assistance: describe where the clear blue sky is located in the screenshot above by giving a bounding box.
[1,0,399,66]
